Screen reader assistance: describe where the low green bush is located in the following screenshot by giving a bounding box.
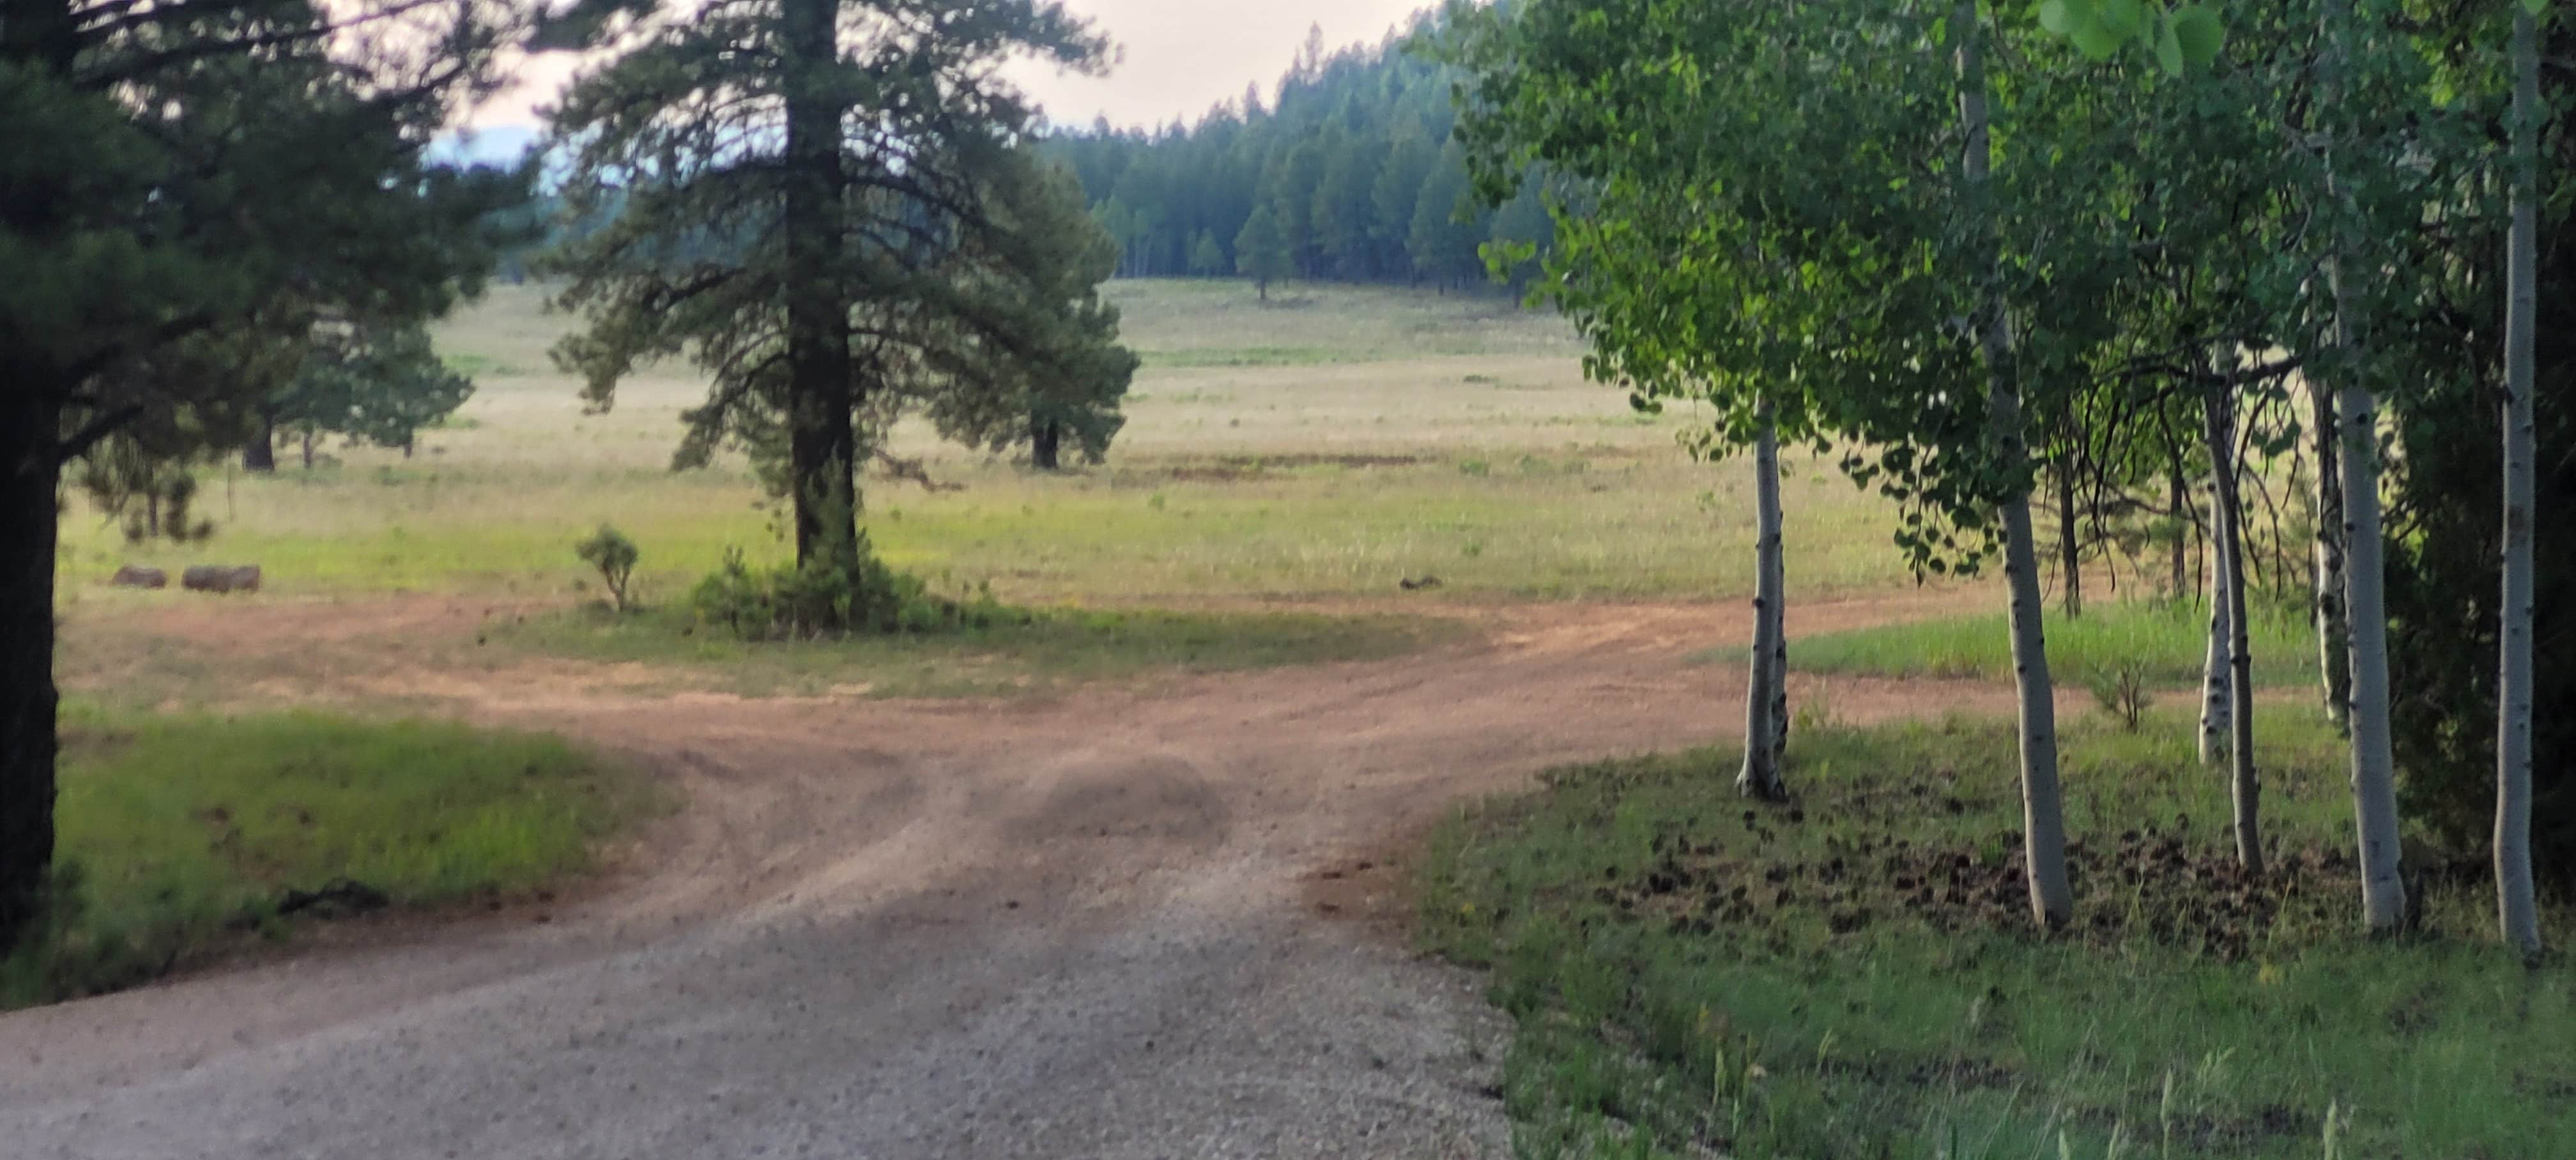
[689,535,1013,641]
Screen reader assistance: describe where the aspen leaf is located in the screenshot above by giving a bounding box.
[2170,5,2225,66]
[2069,20,2124,58]
[2037,1,2076,34]
[2154,16,2185,75]
[2098,0,2145,37]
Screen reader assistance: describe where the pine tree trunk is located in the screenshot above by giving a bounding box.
[0,385,61,951]
[2495,6,2542,961]
[2206,376,2264,874]
[1956,2,2070,929]
[1738,399,1788,800]
[243,409,276,473]
[1032,418,1062,471]
[2322,0,2406,933]
[781,0,859,573]
[2312,379,2350,729]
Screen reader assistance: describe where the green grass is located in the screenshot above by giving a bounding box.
[500,602,1452,698]
[1699,600,2319,688]
[1416,709,2573,1158]
[56,280,1933,608]
[4,707,659,1007]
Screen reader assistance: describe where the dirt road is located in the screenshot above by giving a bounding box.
[2,594,2017,1159]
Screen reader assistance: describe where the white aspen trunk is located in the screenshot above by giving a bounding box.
[2312,379,2351,729]
[2200,486,2234,767]
[1956,1,2071,928]
[2495,6,2542,961]
[2205,369,2264,874]
[1737,399,1789,800]
[2322,0,2406,933]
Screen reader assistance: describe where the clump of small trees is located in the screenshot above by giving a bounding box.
[1445,0,2565,954]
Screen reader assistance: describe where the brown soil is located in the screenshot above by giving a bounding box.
[6,588,2035,1159]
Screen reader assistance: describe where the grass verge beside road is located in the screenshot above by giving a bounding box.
[4,708,657,1007]
[1416,710,2572,1157]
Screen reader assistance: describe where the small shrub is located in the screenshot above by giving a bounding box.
[1458,457,1491,477]
[574,524,640,612]
[689,535,1006,641]
[2089,664,2156,732]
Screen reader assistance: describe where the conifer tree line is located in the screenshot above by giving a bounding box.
[1040,13,1555,293]
[1443,0,2566,952]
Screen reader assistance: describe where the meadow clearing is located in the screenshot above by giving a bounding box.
[28,280,2568,1158]
[57,280,1942,611]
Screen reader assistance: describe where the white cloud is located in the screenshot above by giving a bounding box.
[460,0,1439,133]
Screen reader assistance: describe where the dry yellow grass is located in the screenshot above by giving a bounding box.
[57,279,1946,607]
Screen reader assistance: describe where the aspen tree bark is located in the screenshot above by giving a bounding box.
[2205,371,2264,874]
[1956,1,2071,928]
[2321,0,2407,931]
[2312,380,2350,729]
[1737,399,1789,800]
[2495,5,2542,961]
[2200,500,2234,767]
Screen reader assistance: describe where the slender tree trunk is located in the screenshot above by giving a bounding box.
[2495,6,2542,961]
[2312,379,2350,729]
[1956,2,2071,929]
[781,0,859,572]
[1738,399,1789,800]
[1031,418,1063,471]
[2057,449,2082,618]
[242,409,276,473]
[0,384,61,951]
[2200,414,2235,768]
[2322,0,2406,933]
[299,429,314,469]
[2169,468,2189,597]
[2205,373,2264,874]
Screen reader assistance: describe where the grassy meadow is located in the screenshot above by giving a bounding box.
[56,279,1936,611]
[1418,710,2575,1158]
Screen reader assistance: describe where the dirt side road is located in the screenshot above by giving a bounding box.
[1,595,2021,1159]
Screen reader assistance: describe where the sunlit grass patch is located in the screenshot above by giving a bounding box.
[1416,709,2572,1157]
[1698,599,2320,689]
[4,708,659,1007]
[500,602,1455,698]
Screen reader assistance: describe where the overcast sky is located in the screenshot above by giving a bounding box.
[465,1,1441,132]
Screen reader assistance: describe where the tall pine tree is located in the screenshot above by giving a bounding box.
[542,0,1133,576]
